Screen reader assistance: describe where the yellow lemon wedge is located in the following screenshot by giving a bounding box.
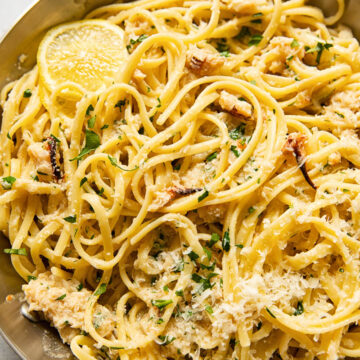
[38,20,127,100]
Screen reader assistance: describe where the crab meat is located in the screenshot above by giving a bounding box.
[186,48,224,76]
[283,133,316,189]
[27,142,52,176]
[218,91,253,118]
[23,272,115,344]
[149,186,202,211]
[328,152,341,166]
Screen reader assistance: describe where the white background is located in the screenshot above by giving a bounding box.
[0,1,32,358]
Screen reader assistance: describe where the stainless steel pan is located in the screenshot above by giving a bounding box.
[0,0,359,359]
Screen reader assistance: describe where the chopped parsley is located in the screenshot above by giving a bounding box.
[305,42,333,65]
[23,89,32,98]
[80,177,88,187]
[335,112,344,118]
[291,39,299,48]
[175,289,184,297]
[77,283,84,291]
[216,39,229,53]
[4,248,27,256]
[251,12,263,24]
[50,134,61,143]
[157,335,176,346]
[293,301,304,316]
[203,247,212,260]
[229,124,245,140]
[157,97,161,108]
[130,34,148,45]
[64,215,76,223]
[205,305,214,314]
[222,231,230,252]
[251,19,262,24]
[115,99,126,111]
[230,145,240,157]
[27,275,37,282]
[235,26,251,40]
[151,299,173,310]
[248,34,263,46]
[188,251,199,262]
[95,283,107,296]
[56,294,66,301]
[198,189,209,202]
[200,261,215,271]
[70,130,100,162]
[1,176,16,190]
[208,233,220,248]
[248,206,256,214]
[220,51,230,57]
[266,307,276,318]
[127,34,148,52]
[108,155,139,171]
[206,152,217,162]
[88,116,96,129]
[191,272,218,294]
[86,104,94,116]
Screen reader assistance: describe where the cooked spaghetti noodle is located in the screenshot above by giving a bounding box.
[1,0,360,359]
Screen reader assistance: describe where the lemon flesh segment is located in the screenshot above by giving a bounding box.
[38,20,127,98]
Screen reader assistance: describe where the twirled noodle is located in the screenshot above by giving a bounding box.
[2,0,360,359]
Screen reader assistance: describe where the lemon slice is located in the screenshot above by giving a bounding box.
[38,20,127,99]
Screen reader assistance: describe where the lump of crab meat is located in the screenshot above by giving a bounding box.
[27,142,52,176]
[149,186,202,212]
[23,272,115,344]
[197,204,227,224]
[186,47,224,76]
[27,137,62,181]
[282,133,316,190]
[218,91,253,119]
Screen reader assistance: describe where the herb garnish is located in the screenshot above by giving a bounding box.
[151,299,173,310]
[108,155,139,171]
[56,294,66,301]
[95,283,107,296]
[4,248,27,256]
[23,89,32,98]
[70,130,100,161]
[248,34,263,46]
[222,231,230,252]
[1,176,16,190]
[293,301,304,316]
[64,215,76,223]
[198,189,209,202]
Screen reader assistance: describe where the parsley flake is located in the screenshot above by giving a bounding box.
[70,130,100,162]
[2,176,16,190]
[4,248,27,256]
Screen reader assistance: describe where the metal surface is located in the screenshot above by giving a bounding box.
[0,0,359,359]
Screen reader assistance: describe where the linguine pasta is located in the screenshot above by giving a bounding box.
[2,0,360,359]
